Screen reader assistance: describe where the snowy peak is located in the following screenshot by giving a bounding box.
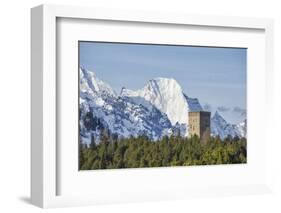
[211,111,233,139]
[184,95,203,112]
[212,111,227,124]
[234,119,247,138]
[121,77,206,137]
[80,67,117,97]
[211,111,246,139]
[147,78,182,95]
[121,77,189,127]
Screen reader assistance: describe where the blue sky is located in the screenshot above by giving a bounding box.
[79,41,247,124]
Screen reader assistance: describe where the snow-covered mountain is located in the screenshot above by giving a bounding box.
[80,68,173,144]
[120,78,202,136]
[211,111,246,139]
[80,67,246,144]
[120,78,189,126]
[234,119,247,138]
[80,67,117,98]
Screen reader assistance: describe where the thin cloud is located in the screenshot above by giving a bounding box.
[203,103,212,111]
[233,107,246,116]
[217,106,230,112]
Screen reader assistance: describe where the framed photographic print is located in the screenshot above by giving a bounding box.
[31,4,274,208]
[78,41,247,170]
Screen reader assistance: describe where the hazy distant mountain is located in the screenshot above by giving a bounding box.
[211,111,246,139]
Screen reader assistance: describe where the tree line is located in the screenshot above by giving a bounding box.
[79,131,247,170]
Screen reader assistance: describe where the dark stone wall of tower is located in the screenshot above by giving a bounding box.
[199,111,211,142]
[188,111,210,142]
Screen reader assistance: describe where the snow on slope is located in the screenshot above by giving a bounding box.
[121,78,189,125]
[184,95,203,112]
[80,67,246,143]
[80,67,117,97]
[79,68,173,144]
[234,119,247,138]
[120,77,203,136]
[211,111,246,139]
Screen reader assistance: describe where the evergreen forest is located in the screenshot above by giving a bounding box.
[79,131,247,170]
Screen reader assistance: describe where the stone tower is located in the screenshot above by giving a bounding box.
[188,111,211,142]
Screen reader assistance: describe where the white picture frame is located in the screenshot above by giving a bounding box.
[31,4,274,208]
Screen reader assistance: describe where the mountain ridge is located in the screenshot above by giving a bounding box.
[80,68,246,144]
